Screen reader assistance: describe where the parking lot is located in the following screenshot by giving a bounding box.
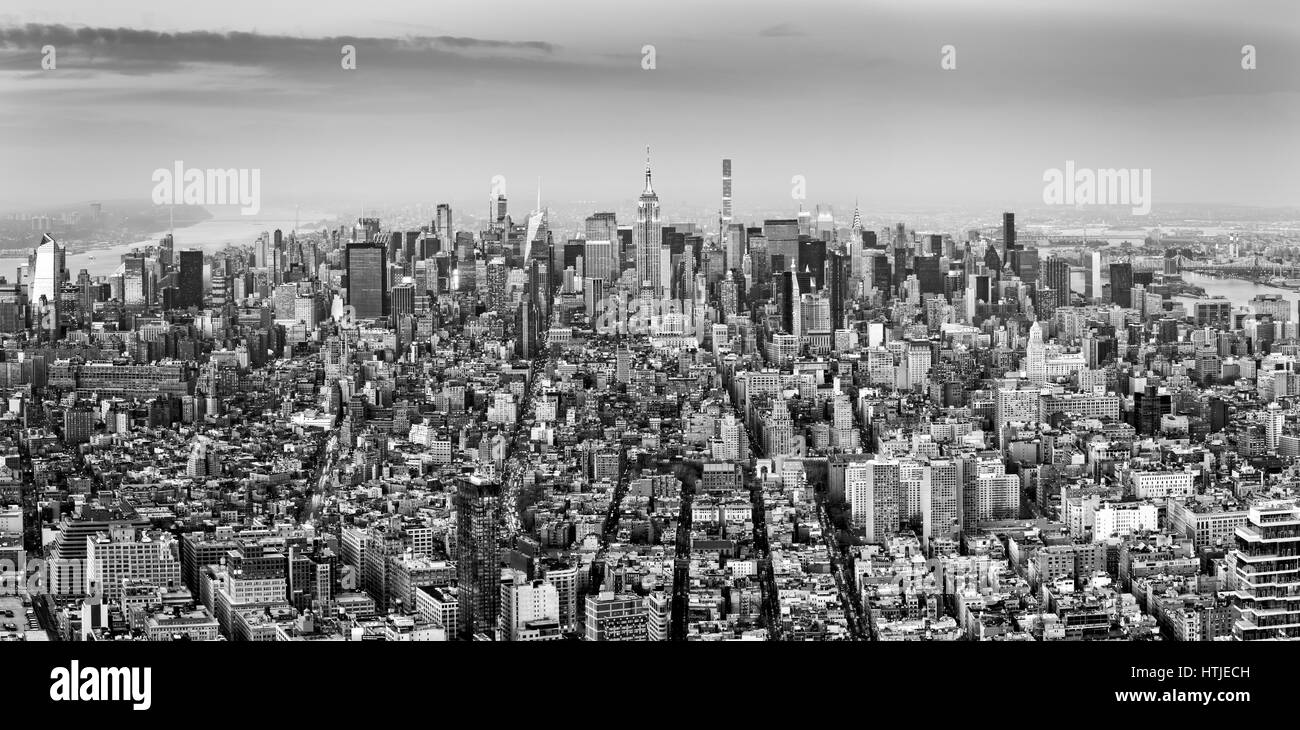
[0,595,48,642]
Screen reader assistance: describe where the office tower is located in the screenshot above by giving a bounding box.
[633,148,663,295]
[966,274,990,321]
[455,476,501,639]
[721,158,732,226]
[355,217,381,242]
[585,211,617,245]
[1109,262,1133,308]
[158,233,174,270]
[800,293,830,333]
[30,233,65,326]
[1014,247,1039,285]
[726,223,746,272]
[486,257,508,312]
[915,255,942,296]
[123,255,148,307]
[584,239,616,283]
[455,231,476,265]
[922,233,939,257]
[562,239,585,277]
[869,252,891,295]
[345,243,388,320]
[1089,250,1103,302]
[826,250,847,329]
[1044,257,1070,307]
[1002,212,1016,262]
[775,270,797,335]
[1026,321,1046,384]
[390,283,415,319]
[1224,500,1300,640]
[178,249,204,309]
[797,238,826,290]
[616,226,633,273]
[764,219,800,273]
[895,247,911,293]
[436,203,453,251]
[1195,299,1232,329]
[495,195,508,225]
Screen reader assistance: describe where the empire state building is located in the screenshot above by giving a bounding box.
[633,147,663,295]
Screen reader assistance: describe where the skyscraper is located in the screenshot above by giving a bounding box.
[721,158,732,226]
[1089,250,1103,302]
[178,249,204,309]
[633,147,663,295]
[1002,211,1016,264]
[764,219,800,273]
[346,242,388,320]
[725,223,746,273]
[123,255,148,308]
[1044,257,1070,307]
[583,239,616,283]
[797,238,827,290]
[436,203,453,251]
[584,210,616,240]
[826,250,847,330]
[456,476,501,640]
[1110,262,1133,308]
[30,233,64,328]
[1026,321,1046,384]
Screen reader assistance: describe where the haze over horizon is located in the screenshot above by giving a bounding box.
[2,0,1298,214]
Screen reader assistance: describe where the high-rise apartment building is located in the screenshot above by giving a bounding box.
[456,476,501,640]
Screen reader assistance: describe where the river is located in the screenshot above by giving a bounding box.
[1175,272,1300,314]
[2,208,337,279]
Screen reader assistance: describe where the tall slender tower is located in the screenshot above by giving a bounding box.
[634,146,663,296]
[1002,211,1015,265]
[436,203,453,250]
[721,158,733,227]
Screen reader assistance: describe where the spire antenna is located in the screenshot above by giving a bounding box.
[643,145,654,193]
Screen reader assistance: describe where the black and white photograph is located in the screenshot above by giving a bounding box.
[0,0,1296,715]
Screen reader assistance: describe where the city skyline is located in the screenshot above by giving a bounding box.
[7,6,1300,707]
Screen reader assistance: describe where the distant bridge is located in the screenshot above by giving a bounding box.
[1179,258,1300,280]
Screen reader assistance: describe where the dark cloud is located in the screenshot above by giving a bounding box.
[0,23,557,75]
[758,22,804,38]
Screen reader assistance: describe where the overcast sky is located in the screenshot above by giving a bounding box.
[1,0,1297,214]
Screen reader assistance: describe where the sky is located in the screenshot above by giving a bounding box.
[1,0,1297,215]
